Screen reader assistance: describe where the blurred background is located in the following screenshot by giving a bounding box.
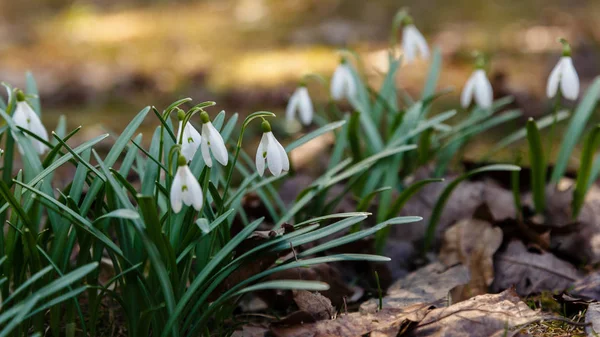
[2,0,600,155]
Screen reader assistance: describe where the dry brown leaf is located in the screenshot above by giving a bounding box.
[231,325,269,337]
[406,289,541,337]
[270,303,432,337]
[570,272,600,301]
[360,262,470,313]
[264,263,354,308]
[392,168,514,247]
[585,302,600,337]
[439,218,503,301]
[293,290,335,320]
[492,240,583,296]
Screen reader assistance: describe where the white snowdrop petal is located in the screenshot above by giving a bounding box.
[474,70,493,109]
[200,125,213,167]
[188,123,202,144]
[331,66,345,100]
[546,61,562,99]
[560,57,579,100]
[342,66,357,100]
[13,103,28,128]
[13,102,48,154]
[179,122,202,161]
[207,123,229,166]
[402,27,416,63]
[255,134,267,176]
[286,89,300,122]
[176,121,184,143]
[297,87,314,125]
[275,137,289,172]
[461,72,477,108]
[170,169,184,213]
[182,166,203,211]
[266,133,282,176]
[412,26,430,60]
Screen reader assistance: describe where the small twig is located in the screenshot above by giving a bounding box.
[290,242,302,279]
[290,242,299,262]
[343,296,348,315]
[374,271,383,311]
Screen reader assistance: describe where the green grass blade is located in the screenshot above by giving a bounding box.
[573,124,600,218]
[482,110,570,159]
[552,77,600,183]
[233,280,329,295]
[526,118,546,214]
[161,217,265,337]
[285,120,346,152]
[386,178,444,219]
[303,216,421,257]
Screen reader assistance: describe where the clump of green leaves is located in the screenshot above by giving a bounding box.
[0,76,420,336]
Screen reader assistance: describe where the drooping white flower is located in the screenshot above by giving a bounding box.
[286,86,314,126]
[547,56,579,100]
[461,69,493,109]
[402,24,429,63]
[176,121,202,161]
[170,159,203,213]
[12,98,48,155]
[255,121,289,177]
[199,112,228,167]
[331,62,356,101]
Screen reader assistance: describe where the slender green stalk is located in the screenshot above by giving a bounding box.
[547,91,562,166]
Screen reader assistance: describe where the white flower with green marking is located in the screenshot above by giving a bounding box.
[461,69,493,109]
[331,61,356,101]
[286,86,314,125]
[199,112,228,167]
[12,91,48,155]
[170,156,203,213]
[176,121,202,161]
[256,120,289,177]
[402,24,429,63]
[547,40,579,100]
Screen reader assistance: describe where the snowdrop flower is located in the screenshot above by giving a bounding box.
[12,90,48,155]
[401,17,429,63]
[256,120,289,177]
[461,56,493,109]
[175,110,202,161]
[547,39,579,100]
[199,111,228,167]
[331,60,356,101]
[286,85,314,125]
[170,155,203,213]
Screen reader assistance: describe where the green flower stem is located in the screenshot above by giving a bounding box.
[218,111,275,216]
[547,90,562,168]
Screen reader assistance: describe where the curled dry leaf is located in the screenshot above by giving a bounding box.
[585,302,600,337]
[264,263,354,308]
[394,167,515,247]
[360,262,470,313]
[231,325,270,337]
[293,290,335,320]
[270,303,432,337]
[570,272,600,301]
[439,218,503,301]
[528,180,600,264]
[406,288,541,337]
[492,240,583,296]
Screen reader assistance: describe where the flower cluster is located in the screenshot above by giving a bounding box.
[286,58,357,126]
[169,109,288,213]
[4,90,289,215]
[285,17,581,118]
